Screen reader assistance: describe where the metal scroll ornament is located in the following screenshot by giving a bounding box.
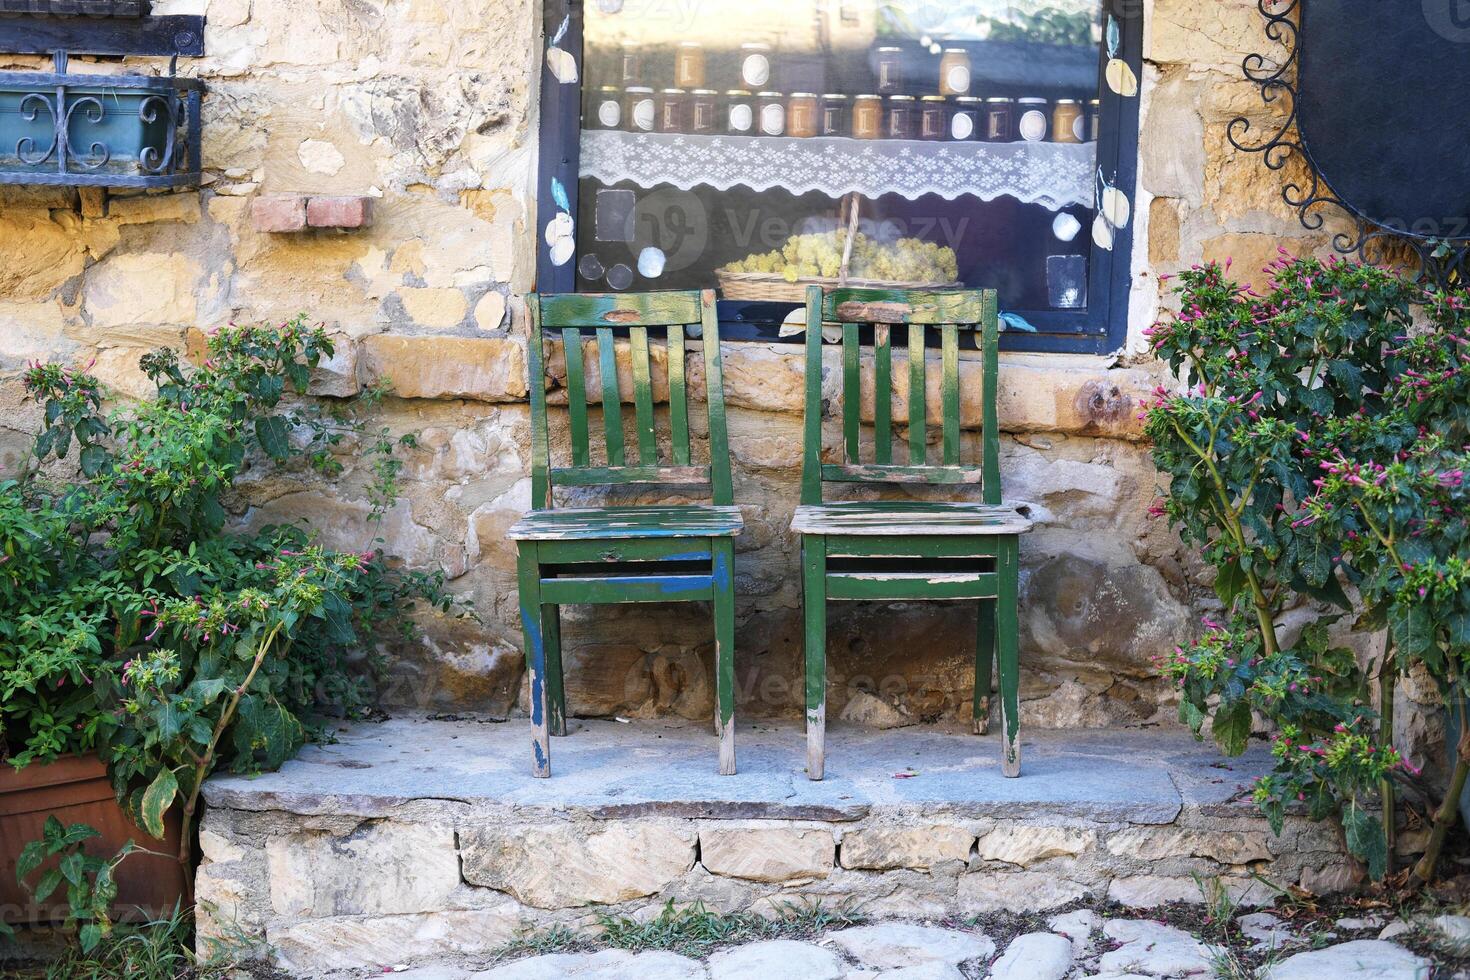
[1226,0,1470,285]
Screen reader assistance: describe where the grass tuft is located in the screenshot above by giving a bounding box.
[595,899,867,960]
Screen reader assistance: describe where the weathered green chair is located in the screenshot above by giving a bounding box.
[508,289,742,778]
[794,285,1032,781]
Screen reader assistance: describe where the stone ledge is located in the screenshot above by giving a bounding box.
[356,334,527,403]
[198,719,1352,976]
[349,334,1155,441]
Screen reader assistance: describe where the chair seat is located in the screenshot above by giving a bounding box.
[508,505,744,541]
[791,500,1032,536]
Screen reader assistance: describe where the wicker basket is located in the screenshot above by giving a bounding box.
[715,270,960,303]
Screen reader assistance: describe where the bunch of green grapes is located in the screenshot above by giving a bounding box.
[721,231,956,283]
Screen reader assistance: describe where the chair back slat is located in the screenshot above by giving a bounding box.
[629,326,657,464]
[562,327,591,467]
[873,323,892,465]
[941,323,960,465]
[667,323,690,465]
[907,322,925,466]
[595,327,625,466]
[528,289,730,508]
[800,285,1001,506]
[980,300,1001,505]
[698,294,734,505]
[841,322,861,463]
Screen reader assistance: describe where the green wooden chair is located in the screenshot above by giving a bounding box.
[508,289,742,778]
[794,285,1032,781]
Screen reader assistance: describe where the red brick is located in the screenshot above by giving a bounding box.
[250,195,306,233]
[306,195,374,229]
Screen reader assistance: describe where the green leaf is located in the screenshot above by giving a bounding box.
[79,923,105,954]
[254,415,290,460]
[1213,558,1246,609]
[1447,610,1470,647]
[232,695,306,771]
[1389,602,1435,659]
[1343,800,1387,880]
[78,444,109,477]
[1212,699,1252,757]
[16,840,47,885]
[31,868,63,903]
[93,863,117,907]
[1179,699,1206,737]
[140,768,178,840]
[59,851,85,887]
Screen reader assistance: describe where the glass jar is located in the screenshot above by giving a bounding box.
[689,89,719,134]
[757,91,786,136]
[885,94,916,140]
[982,96,1013,142]
[1016,97,1049,142]
[938,47,971,96]
[674,41,705,89]
[787,93,819,138]
[820,94,847,137]
[919,95,948,141]
[852,94,882,139]
[950,96,980,140]
[725,90,755,134]
[1088,98,1101,142]
[620,41,642,87]
[740,43,773,90]
[624,86,656,132]
[591,85,622,130]
[1051,98,1082,144]
[656,88,688,133]
[875,46,903,94]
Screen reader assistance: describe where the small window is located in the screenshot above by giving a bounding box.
[538,0,1141,353]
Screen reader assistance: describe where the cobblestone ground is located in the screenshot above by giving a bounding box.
[343,911,1468,980]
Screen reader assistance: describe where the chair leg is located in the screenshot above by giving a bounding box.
[803,535,827,781]
[541,603,568,737]
[516,543,551,778]
[997,536,1021,777]
[973,597,996,735]
[712,538,737,776]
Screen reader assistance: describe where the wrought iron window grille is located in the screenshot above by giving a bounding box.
[1228,0,1470,285]
[0,50,202,188]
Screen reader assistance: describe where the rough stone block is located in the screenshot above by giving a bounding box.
[306,195,374,229]
[460,822,697,908]
[958,870,1089,913]
[267,821,460,917]
[269,906,524,973]
[250,194,307,233]
[700,824,834,883]
[839,825,974,871]
[974,825,1095,867]
[1105,827,1272,865]
[357,334,527,402]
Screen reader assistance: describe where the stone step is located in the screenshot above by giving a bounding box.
[197,716,1354,976]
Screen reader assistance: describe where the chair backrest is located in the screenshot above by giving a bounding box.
[527,288,732,508]
[800,285,1001,506]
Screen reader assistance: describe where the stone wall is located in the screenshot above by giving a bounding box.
[0,2,1416,736]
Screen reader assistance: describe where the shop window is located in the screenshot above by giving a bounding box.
[537,0,1141,354]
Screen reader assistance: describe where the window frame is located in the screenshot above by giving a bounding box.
[535,0,1142,355]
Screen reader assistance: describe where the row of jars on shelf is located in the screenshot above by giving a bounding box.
[628,41,990,100]
[590,87,1100,143]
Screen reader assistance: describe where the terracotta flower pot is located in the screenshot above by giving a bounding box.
[0,755,187,925]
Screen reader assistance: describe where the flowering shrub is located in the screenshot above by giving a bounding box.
[2,318,458,891]
[1145,253,1469,884]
